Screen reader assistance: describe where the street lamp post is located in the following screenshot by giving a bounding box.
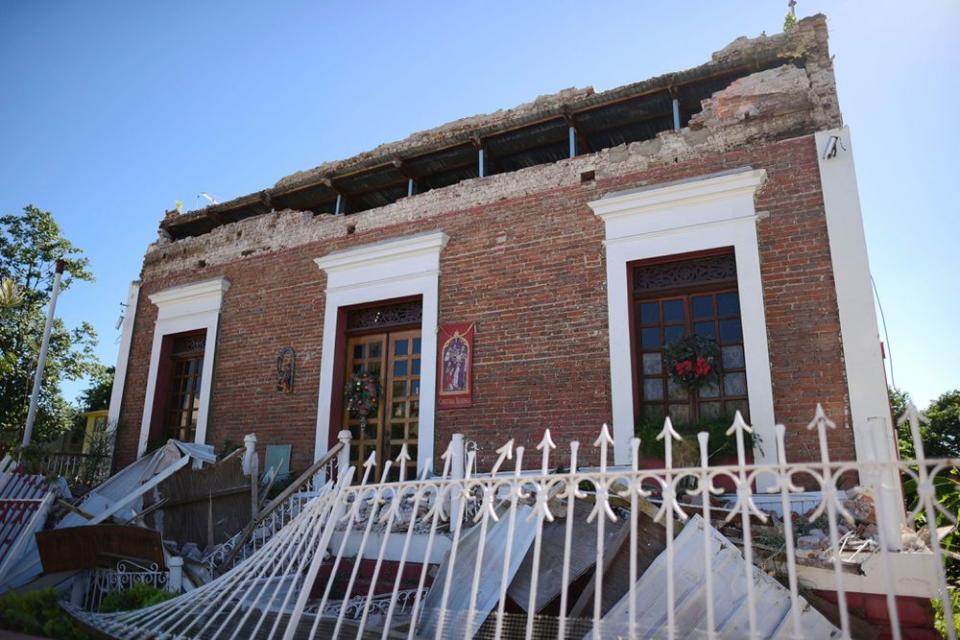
[22,259,66,448]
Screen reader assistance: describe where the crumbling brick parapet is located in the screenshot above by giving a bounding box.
[143,14,841,281]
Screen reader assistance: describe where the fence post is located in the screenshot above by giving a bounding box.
[242,433,257,476]
[449,434,465,532]
[866,416,904,551]
[243,433,258,515]
[167,556,183,593]
[70,570,87,607]
[337,430,351,481]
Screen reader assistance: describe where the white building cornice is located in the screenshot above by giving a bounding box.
[148,277,231,308]
[588,168,767,221]
[315,231,449,273]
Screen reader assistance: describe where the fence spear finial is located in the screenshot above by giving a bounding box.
[396,443,411,483]
[656,417,682,469]
[491,438,514,477]
[725,410,754,467]
[536,429,557,475]
[594,423,614,473]
[899,401,929,462]
[770,424,803,493]
[806,403,837,466]
[360,450,377,484]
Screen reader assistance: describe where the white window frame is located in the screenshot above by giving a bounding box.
[589,168,776,467]
[137,277,229,457]
[314,231,448,476]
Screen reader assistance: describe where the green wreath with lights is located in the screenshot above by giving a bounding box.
[344,372,380,434]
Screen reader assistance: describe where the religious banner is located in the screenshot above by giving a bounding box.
[437,322,474,408]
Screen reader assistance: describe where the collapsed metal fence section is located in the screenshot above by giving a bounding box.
[82,559,171,612]
[204,441,344,574]
[65,404,958,640]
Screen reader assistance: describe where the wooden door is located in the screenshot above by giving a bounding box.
[385,330,421,481]
[343,329,421,480]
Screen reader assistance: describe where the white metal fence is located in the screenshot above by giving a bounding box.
[65,404,958,639]
[80,559,172,612]
[204,438,345,574]
[38,451,111,488]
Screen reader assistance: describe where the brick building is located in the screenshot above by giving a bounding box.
[108,15,895,479]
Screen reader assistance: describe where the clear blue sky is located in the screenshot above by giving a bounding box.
[1,1,957,408]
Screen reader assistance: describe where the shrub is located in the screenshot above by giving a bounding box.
[0,587,90,639]
[99,582,175,613]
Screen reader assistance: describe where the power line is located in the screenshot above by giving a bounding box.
[871,275,896,390]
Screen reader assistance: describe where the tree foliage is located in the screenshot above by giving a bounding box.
[0,205,102,446]
[891,387,960,459]
[890,387,960,587]
[924,390,960,459]
[79,365,114,413]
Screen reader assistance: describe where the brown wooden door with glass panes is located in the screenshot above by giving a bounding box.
[164,332,206,442]
[343,330,420,480]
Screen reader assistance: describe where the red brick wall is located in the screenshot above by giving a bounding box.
[114,133,855,472]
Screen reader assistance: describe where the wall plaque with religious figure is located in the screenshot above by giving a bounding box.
[437,323,474,408]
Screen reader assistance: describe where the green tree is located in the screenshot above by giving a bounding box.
[0,205,101,446]
[891,387,960,459]
[890,387,960,588]
[78,365,114,412]
[889,387,913,457]
[924,390,960,459]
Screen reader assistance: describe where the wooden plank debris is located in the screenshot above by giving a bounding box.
[36,525,166,573]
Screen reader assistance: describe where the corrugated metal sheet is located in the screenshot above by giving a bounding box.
[595,515,841,639]
[0,440,215,592]
[0,458,53,568]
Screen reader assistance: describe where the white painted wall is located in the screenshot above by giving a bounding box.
[816,127,904,538]
[106,281,140,431]
[815,128,898,466]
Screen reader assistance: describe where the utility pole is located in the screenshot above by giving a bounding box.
[22,259,66,448]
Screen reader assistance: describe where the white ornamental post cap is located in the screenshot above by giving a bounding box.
[241,433,257,476]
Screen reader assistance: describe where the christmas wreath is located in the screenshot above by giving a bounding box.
[664,334,721,390]
[344,372,380,434]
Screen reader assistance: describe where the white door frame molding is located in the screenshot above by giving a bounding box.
[137,277,230,457]
[589,168,776,467]
[314,231,449,475]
